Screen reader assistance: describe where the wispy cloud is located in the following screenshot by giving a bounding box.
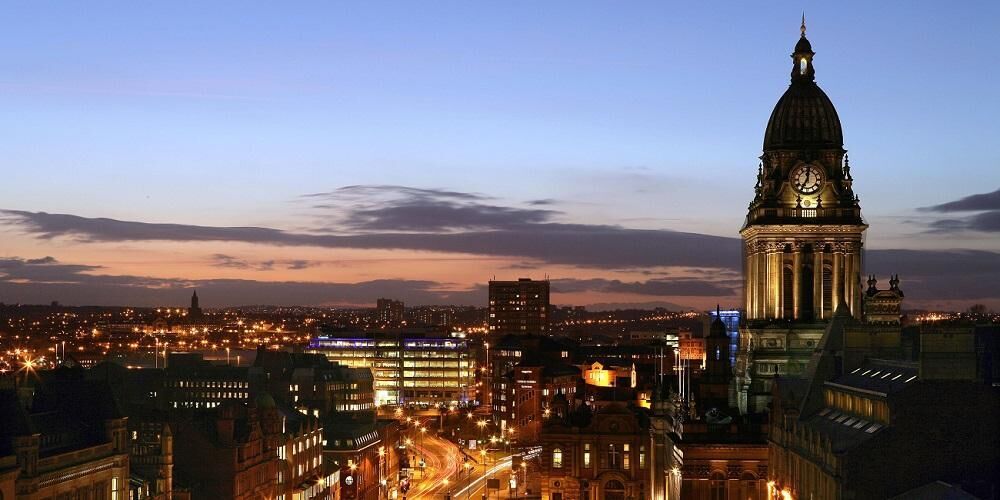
[919,187,1000,233]
[211,254,275,271]
[303,184,560,232]
[921,188,1000,212]
[5,184,1000,303]
[0,256,739,307]
[0,208,739,269]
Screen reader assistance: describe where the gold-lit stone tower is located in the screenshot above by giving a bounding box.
[736,19,867,413]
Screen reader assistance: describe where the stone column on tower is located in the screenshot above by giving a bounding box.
[849,250,862,316]
[832,248,844,309]
[792,243,803,320]
[813,246,825,319]
[769,243,782,319]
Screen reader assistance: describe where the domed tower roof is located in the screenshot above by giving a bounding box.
[254,391,277,409]
[763,17,843,151]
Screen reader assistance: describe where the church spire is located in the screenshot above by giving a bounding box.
[801,12,807,38]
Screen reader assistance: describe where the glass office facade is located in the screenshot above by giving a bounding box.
[308,333,475,406]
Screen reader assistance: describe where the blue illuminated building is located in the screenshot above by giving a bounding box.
[709,309,741,365]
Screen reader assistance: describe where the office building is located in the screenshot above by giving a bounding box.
[309,330,475,406]
[162,352,253,409]
[253,348,375,415]
[488,334,576,429]
[488,278,550,334]
[376,299,404,326]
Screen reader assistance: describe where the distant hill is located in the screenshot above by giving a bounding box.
[582,301,694,312]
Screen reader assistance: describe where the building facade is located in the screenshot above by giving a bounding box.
[161,352,253,410]
[171,403,278,500]
[488,334,576,430]
[375,299,404,327]
[0,378,131,500]
[258,396,329,500]
[309,330,474,406]
[254,349,376,416]
[488,278,550,334]
[540,403,657,500]
[128,420,174,500]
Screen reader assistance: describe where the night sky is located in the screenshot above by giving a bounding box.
[2,2,999,310]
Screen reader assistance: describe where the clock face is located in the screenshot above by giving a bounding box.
[791,164,823,194]
[345,476,354,486]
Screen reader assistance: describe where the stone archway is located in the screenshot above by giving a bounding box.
[603,479,626,500]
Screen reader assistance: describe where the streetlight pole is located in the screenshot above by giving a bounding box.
[419,425,427,479]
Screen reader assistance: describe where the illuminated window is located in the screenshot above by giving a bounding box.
[800,58,808,75]
[623,444,630,470]
[639,446,646,469]
[710,471,726,500]
[552,448,563,468]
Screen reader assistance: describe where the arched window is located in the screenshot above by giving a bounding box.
[710,471,726,500]
[552,448,563,468]
[604,480,626,500]
[740,471,759,500]
[800,57,808,75]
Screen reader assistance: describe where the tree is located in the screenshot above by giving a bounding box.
[968,304,988,315]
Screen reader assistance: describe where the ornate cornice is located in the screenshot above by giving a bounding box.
[741,224,866,238]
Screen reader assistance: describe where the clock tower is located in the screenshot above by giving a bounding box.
[737,19,867,413]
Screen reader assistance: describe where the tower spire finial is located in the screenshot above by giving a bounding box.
[801,12,807,37]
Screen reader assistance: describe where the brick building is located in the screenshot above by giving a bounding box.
[540,402,655,500]
[0,376,130,500]
[171,403,278,499]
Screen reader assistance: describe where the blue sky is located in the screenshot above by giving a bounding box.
[1,2,999,309]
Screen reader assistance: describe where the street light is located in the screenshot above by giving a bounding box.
[419,426,427,466]
[517,462,527,499]
[476,419,487,445]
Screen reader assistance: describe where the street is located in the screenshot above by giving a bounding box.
[401,420,518,500]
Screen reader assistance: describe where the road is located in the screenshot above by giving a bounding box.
[404,431,517,499]
[449,455,515,500]
[406,426,463,499]
[398,416,529,500]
